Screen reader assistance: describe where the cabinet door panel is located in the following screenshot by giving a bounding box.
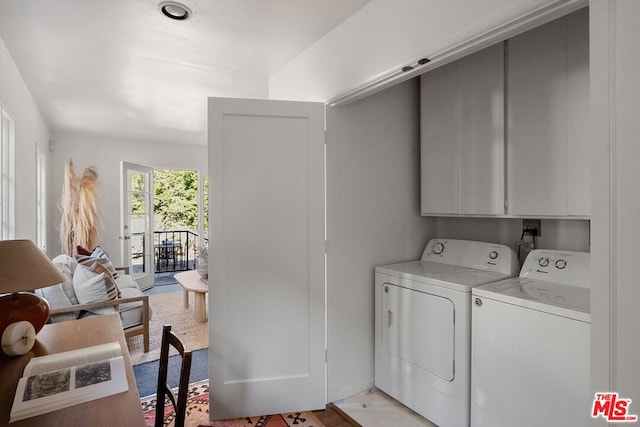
[421,62,459,215]
[458,44,505,215]
[566,8,590,215]
[508,18,568,216]
[508,11,589,217]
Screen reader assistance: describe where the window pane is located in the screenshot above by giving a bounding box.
[0,109,15,240]
[130,172,147,192]
[130,213,148,233]
[130,193,147,214]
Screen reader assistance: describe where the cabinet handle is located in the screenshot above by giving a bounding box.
[387,310,393,328]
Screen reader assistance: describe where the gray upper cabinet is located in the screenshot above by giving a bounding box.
[421,43,505,216]
[421,8,589,218]
[507,8,589,217]
[421,60,459,215]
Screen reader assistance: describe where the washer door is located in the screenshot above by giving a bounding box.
[382,283,455,381]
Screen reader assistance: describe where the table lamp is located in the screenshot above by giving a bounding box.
[0,239,66,356]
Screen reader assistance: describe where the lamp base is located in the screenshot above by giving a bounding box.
[1,321,36,356]
[0,292,50,335]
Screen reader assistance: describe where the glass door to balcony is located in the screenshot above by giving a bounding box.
[120,161,154,290]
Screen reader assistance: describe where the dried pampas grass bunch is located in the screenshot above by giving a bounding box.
[59,159,100,255]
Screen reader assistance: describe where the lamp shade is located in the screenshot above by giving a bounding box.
[0,239,66,293]
[0,240,66,355]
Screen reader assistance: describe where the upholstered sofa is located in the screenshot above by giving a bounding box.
[35,253,151,352]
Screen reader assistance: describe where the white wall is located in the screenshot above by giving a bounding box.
[0,38,50,241]
[326,79,434,400]
[435,218,590,253]
[47,132,207,260]
[270,0,583,102]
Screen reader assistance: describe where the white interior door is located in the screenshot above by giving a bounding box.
[208,97,325,420]
[120,161,154,289]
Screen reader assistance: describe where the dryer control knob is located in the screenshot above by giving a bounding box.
[489,250,498,260]
[555,259,567,269]
[433,242,445,255]
[539,257,550,267]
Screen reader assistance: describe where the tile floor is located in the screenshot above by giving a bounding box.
[335,388,436,427]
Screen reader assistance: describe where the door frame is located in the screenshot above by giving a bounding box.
[120,161,155,289]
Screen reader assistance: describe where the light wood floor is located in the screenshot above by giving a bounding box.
[314,403,361,427]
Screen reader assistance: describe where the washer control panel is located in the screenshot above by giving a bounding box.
[421,239,519,275]
[520,249,590,288]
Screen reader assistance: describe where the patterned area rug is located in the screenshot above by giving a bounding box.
[141,380,325,427]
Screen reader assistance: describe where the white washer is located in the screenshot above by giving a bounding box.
[471,249,590,427]
[375,239,519,427]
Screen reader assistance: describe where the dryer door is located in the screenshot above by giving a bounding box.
[382,283,455,381]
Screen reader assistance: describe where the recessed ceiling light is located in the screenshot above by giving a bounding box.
[159,1,192,21]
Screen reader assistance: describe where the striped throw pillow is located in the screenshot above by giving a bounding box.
[76,246,119,279]
[72,264,118,315]
[87,261,121,298]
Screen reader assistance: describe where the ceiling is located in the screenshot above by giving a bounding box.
[0,0,371,145]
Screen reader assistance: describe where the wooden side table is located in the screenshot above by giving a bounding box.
[174,270,209,323]
[0,314,145,427]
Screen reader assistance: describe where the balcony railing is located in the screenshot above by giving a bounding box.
[130,230,206,274]
[154,230,200,273]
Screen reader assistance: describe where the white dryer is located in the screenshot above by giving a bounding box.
[375,239,519,427]
[471,249,590,427]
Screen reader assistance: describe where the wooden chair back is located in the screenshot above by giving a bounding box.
[155,324,193,427]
